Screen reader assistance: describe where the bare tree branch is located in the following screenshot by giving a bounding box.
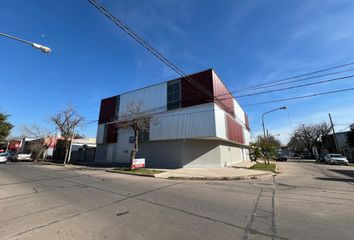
[50,105,84,164]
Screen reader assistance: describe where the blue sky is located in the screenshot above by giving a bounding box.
[1,0,354,143]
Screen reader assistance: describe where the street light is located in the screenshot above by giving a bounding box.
[262,106,287,138]
[0,32,51,54]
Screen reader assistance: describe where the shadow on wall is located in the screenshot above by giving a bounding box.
[182,140,222,168]
[137,140,184,169]
[137,139,225,169]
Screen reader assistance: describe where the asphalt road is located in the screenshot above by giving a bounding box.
[0,160,354,240]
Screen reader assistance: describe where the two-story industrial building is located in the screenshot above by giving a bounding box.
[95,69,251,168]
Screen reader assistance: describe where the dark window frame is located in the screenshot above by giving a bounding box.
[167,80,181,111]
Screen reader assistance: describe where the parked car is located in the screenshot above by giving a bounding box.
[324,154,349,165]
[301,153,311,159]
[6,152,17,161]
[316,153,326,162]
[276,153,288,162]
[0,153,8,164]
[16,154,32,161]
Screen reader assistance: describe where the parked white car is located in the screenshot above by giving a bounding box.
[324,154,349,165]
[0,153,8,164]
[16,154,32,161]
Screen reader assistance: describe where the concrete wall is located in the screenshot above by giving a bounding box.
[182,140,222,168]
[137,140,184,168]
[137,139,247,168]
[95,124,248,168]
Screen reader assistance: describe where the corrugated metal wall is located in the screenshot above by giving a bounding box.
[98,96,117,124]
[233,99,245,126]
[96,124,105,144]
[150,103,216,140]
[116,128,134,163]
[212,71,234,116]
[119,83,167,115]
[226,115,244,144]
[244,112,250,130]
[181,69,214,108]
[243,128,251,145]
[105,123,118,143]
[214,104,227,140]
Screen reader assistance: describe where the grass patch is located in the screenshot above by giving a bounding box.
[249,162,277,173]
[112,168,164,176]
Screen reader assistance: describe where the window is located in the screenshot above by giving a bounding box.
[167,80,181,110]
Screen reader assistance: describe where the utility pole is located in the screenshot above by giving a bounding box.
[328,113,340,153]
[66,128,76,164]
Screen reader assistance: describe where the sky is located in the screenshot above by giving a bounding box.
[1,0,354,143]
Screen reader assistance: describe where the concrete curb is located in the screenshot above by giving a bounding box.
[165,173,270,181]
[105,169,272,181]
[36,162,64,166]
[105,169,155,177]
[158,173,271,181]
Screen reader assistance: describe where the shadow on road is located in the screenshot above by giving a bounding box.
[328,169,354,178]
[288,158,316,164]
[315,177,354,183]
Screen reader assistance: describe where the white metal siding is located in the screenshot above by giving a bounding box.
[96,124,105,144]
[119,83,167,115]
[243,128,251,145]
[116,128,134,163]
[214,104,227,140]
[233,99,245,126]
[150,103,216,140]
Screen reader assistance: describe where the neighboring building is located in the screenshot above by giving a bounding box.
[53,138,96,162]
[322,124,354,162]
[95,69,251,168]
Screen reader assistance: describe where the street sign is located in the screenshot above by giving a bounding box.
[132,158,145,169]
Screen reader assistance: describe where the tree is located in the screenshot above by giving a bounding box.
[290,122,331,158]
[114,102,150,167]
[51,105,84,164]
[0,113,13,142]
[21,125,55,161]
[287,136,306,153]
[250,134,280,165]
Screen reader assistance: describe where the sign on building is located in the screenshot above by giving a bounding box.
[132,158,145,169]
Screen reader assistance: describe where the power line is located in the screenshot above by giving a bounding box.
[235,74,354,98]
[228,67,354,95]
[243,87,354,107]
[237,61,354,92]
[87,0,235,115]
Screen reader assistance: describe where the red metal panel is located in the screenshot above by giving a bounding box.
[181,69,214,108]
[212,72,234,116]
[106,123,118,143]
[98,96,116,124]
[226,115,244,144]
[244,113,250,130]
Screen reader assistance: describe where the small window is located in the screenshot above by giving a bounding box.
[167,80,181,110]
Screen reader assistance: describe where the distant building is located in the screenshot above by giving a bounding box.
[53,138,96,162]
[322,124,354,162]
[95,69,251,168]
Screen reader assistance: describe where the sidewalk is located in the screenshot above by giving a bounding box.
[154,167,272,180]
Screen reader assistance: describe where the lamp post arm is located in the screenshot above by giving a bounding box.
[0,32,32,45]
